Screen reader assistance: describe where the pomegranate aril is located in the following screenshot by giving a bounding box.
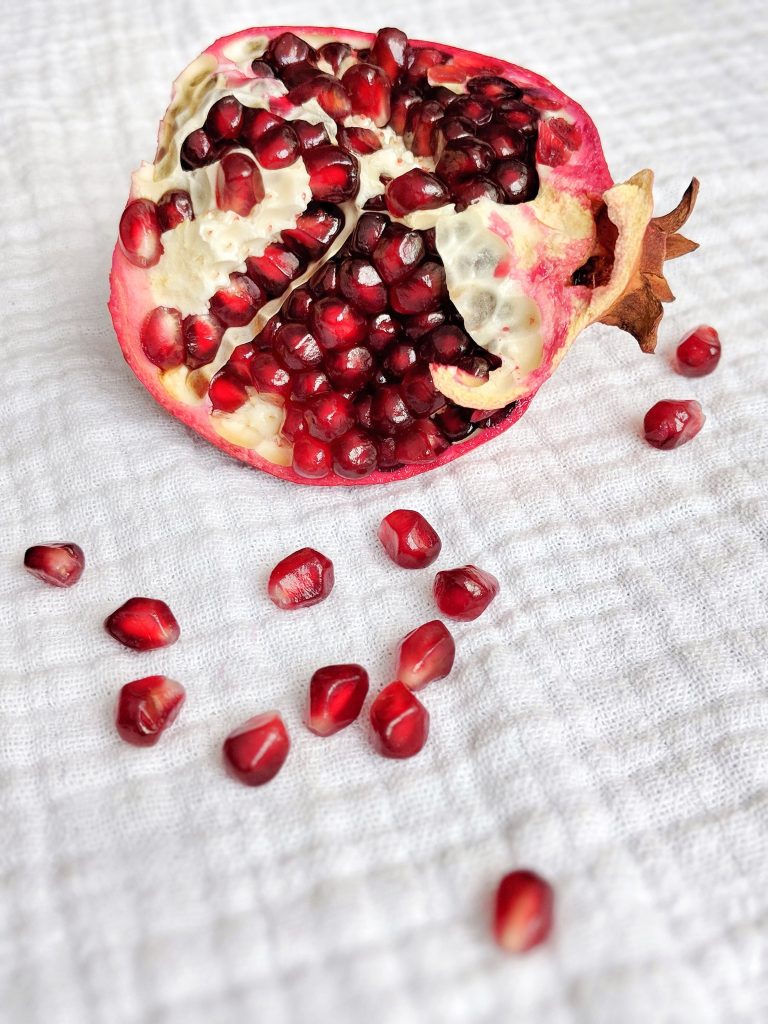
[292,118,330,151]
[352,213,388,257]
[383,342,418,379]
[267,31,316,70]
[284,285,314,322]
[180,128,216,169]
[369,312,401,351]
[292,435,333,479]
[183,313,223,369]
[317,41,351,74]
[370,681,429,758]
[401,367,445,415]
[325,346,374,391]
[250,352,291,397]
[377,435,398,468]
[428,324,470,362]
[223,712,290,786]
[435,139,495,184]
[209,273,265,326]
[453,177,505,210]
[116,676,185,747]
[405,46,448,85]
[281,404,307,441]
[389,261,446,315]
[140,306,184,369]
[341,63,391,127]
[370,27,408,82]
[397,620,455,689]
[118,198,162,268]
[372,386,413,435]
[338,259,388,314]
[378,509,441,569]
[372,228,425,285]
[105,597,180,651]
[423,85,456,108]
[536,116,581,166]
[311,297,367,350]
[468,74,522,100]
[268,547,334,609]
[274,323,323,369]
[208,370,248,412]
[292,370,330,401]
[305,392,354,441]
[216,152,264,216]
[435,116,475,152]
[404,310,446,340]
[675,325,721,377]
[388,86,421,135]
[281,201,344,260]
[246,243,303,297]
[395,419,449,464]
[280,60,321,90]
[495,99,539,136]
[305,664,369,736]
[250,59,274,79]
[478,122,527,159]
[386,170,449,218]
[404,100,444,157]
[290,74,352,121]
[228,341,258,376]
[337,126,382,156]
[206,95,244,140]
[156,190,194,232]
[643,399,705,450]
[445,95,493,125]
[434,565,499,620]
[252,123,300,169]
[332,428,379,479]
[304,145,360,202]
[310,262,340,297]
[241,108,282,150]
[493,159,538,204]
[24,543,85,588]
[494,870,554,954]
[435,404,474,440]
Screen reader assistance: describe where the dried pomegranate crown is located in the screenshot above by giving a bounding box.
[109,25,698,485]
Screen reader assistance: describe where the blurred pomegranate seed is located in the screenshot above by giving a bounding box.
[180,127,216,169]
[281,404,307,441]
[292,436,333,479]
[24,543,85,587]
[305,664,370,735]
[369,312,401,350]
[332,428,379,478]
[268,547,334,609]
[118,199,162,268]
[216,152,265,216]
[105,597,180,650]
[209,273,265,326]
[223,712,290,786]
[306,392,355,440]
[373,227,425,284]
[435,404,473,440]
[397,620,455,690]
[494,870,554,953]
[370,26,408,81]
[183,313,223,369]
[378,509,442,568]
[252,123,301,169]
[385,169,449,217]
[116,675,185,747]
[156,190,194,232]
[434,565,499,620]
[317,41,351,73]
[246,244,303,297]
[140,307,184,369]
[208,370,248,412]
[370,681,429,758]
[675,325,721,377]
[250,59,275,79]
[389,261,446,315]
[643,399,705,450]
[311,297,367,350]
[206,95,244,139]
[304,145,360,202]
[342,63,391,126]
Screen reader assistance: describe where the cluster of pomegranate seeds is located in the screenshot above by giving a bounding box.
[23,543,85,587]
[493,869,554,953]
[105,597,180,650]
[643,399,705,450]
[116,676,186,747]
[223,712,291,786]
[267,547,334,609]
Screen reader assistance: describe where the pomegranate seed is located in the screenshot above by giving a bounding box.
[241,108,282,150]
[24,543,85,587]
[180,128,216,169]
[246,243,303,297]
[424,85,456,108]
[386,170,449,217]
[436,139,495,184]
[227,341,257,377]
[495,99,539,136]
[445,95,493,125]
[267,32,316,69]
[183,313,223,368]
[325,346,374,391]
[156,190,194,232]
[292,119,331,152]
[311,297,367,350]
[305,392,354,441]
[116,676,185,747]
[268,547,334,609]
[281,201,344,259]
[206,95,244,140]
[292,369,330,400]
[250,59,275,79]
[317,41,351,74]
[223,712,290,786]
[378,509,442,568]
[404,310,446,340]
[370,27,408,82]
[351,213,388,256]
[208,370,248,412]
[250,352,291,397]
[675,325,721,377]
[371,386,413,435]
[404,101,444,156]
[281,60,320,90]
[401,367,445,415]
[285,285,314,321]
[341,63,391,127]
[395,419,449,464]
[337,126,382,155]
[369,312,401,350]
[468,74,522,100]
[291,74,352,121]
[304,145,360,202]
[252,123,300,169]
[453,177,505,210]
[332,428,379,478]
[377,435,398,467]
[478,122,527,159]
[435,404,473,440]
[405,47,448,86]
[338,259,388,314]
[305,664,369,736]
[536,116,581,166]
[389,261,446,315]
[389,86,421,134]
[281,404,307,441]
[370,681,429,758]
[274,323,323,369]
[118,198,162,268]
[372,228,425,284]
[105,597,180,650]
[434,565,499,620]
[396,620,455,689]
[292,436,333,479]
[493,159,538,204]
[494,870,554,953]
[383,342,418,379]
[354,394,374,430]
[310,261,340,296]
[643,399,705,450]
[428,324,470,361]
[209,273,265,326]
[216,152,264,216]
[140,306,184,369]
[435,115,475,153]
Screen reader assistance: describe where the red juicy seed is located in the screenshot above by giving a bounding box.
[369,313,401,351]
[404,100,444,156]
[206,95,244,140]
[377,435,398,468]
[383,342,418,379]
[386,170,449,217]
[292,118,331,151]
[378,509,442,569]
[536,116,582,166]
[371,386,413,434]
[268,547,334,609]
[246,243,303,297]
[354,394,374,429]
[429,324,470,361]
[370,27,408,82]
[140,306,184,369]
[338,259,388,314]
[435,138,495,184]
[494,870,554,954]
[332,428,379,479]
[435,116,475,153]
[216,153,265,216]
[289,74,352,121]
[478,122,527,159]
[116,676,185,747]
[364,194,388,212]
[305,664,369,736]
[372,227,425,284]
[643,399,705,450]
[424,85,457,108]
[494,159,539,204]
[156,190,194,232]
[404,310,446,339]
[337,126,382,155]
[310,261,340,296]
[180,128,216,169]
[281,404,307,441]
[435,404,474,440]
[445,95,493,125]
[209,273,265,326]
[675,325,721,377]
[453,177,505,210]
[317,41,351,73]
[352,212,388,256]
[183,313,223,369]
[292,370,330,400]
[395,419,449,464]
[397,620,455,689]
[227,341,257,377]
[267,31,316,69]
[208,370,248,412]
[434,565,500,620]
[405,46,448,85]
[460,354,493,378]
[250,352,291,397]
[306,392,354,440]
[274,323,323,369]
[280,60,321,90]
[468,74,522,100]
[105,597,180,650]
[341,63,392,127]
[23,543,85,588]
[311,297,367,350]
[281,201,344,260]
[495,99,539,136]
[241,108,282,150]
[223,712,290,787]
[325,347,374,391]
[252,123,300,169]
[250,59,275,79]
[119,198,162,268]
[285,285,314,321]
[370,681,429,758]
[388,85,421,134]
[389,261,446,315]
[401,367,446,415]
[292,435,333,479]
[304,145,360,202]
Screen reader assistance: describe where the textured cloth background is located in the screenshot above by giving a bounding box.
[2,1,767,1021]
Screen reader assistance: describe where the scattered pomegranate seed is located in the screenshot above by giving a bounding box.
[105,597,180,650]
[342,63,392,127]
[385,169,449,217]
[434,565,499,620]
[223,712,290,786]
[305,664,370,736]
[643,399,705,450]
[396,620,455,690]
[370,681,430,759]
[156,190,194,232]
[378,509,442,568]
[115,675,186,747]
[23,543,85,587]
[675,325,721,377]
[268,547,334,609]
[493,870,554,953]
[118,198,163,268]
[140,306,184,369]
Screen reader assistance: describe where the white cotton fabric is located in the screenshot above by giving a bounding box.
[1,1,767,1021]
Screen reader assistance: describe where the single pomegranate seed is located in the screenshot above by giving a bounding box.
[338,259,388,314]
[371,386,413,435]
[281,201,344,259]
[389,261,446,315]
[118,198,162,268]
[453,177,505,210]
[116,676,186,747]
[386,170,449,217]
[434,565,499,620]
[252,123,301,169]
[183,313,223,368]
[436,139,495,184]
[424,85,456,108]
[291,74,352,121]
[494,870,554,953]
[156,190,194,232]
[140,306,184,369]
[377,435,398,467]
[246,243,303,297]
[382,342,418,379]
[354,394,374,430]
[404,101,445,156]
[468,74,522,100]
[401,367,445,415]
[478,122,527,159]
[495,99,539,136]
[209,273,265,326]
[341,63,392,127]
[396,620,455,690]
[311,297,367,350]
[291,119,330,152]
[105,597,180,650]
[24,543,85,587]
[227,341,257,377]
[250,352,291,397]
[370,27,408,81]
[332,428,379,478]
[536,116,581,166]
[292,435,333,479]
[274,323,323,369]
[180,128,217,169]
[428,324,470,361]
[304,145,360,202]
[281,60,320,90]
[325,346,374,391]
[643,399,705,450]
[250,59,275,78]
[404,310,446,340]
[435,404,473,440]
[281,404,307,441]
[317,41,351,73]
[372,228,425,284]
[268,547,334,609]
[208,370,248,412]
[310,261,340,296]
[241,108,282,150]
[267,31,315,69]
[284,285,314,321]
[378,509,442,569]
[223,712,290,786]
[405,46,448,85]
[445,95,493,125]
[435,116,475,154]
[675,325,721,377]
[206,95,244,140]
[370,681,429,759]
[369,312,401,350]
[351,212,388,256]
[305,392,354,441]
[389,85,421,134]
[292,369,330,400]
[493,159,538,204]
[305,664,369,736]
[395,419,449,464]
[216,152,265,216]
[337,126,382,155]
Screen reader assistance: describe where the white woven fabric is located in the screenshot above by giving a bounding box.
[2,1,767,1021]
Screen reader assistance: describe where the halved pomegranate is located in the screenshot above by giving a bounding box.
[110,25,699,485]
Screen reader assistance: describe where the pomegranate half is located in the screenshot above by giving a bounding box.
[109,25,699,486]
